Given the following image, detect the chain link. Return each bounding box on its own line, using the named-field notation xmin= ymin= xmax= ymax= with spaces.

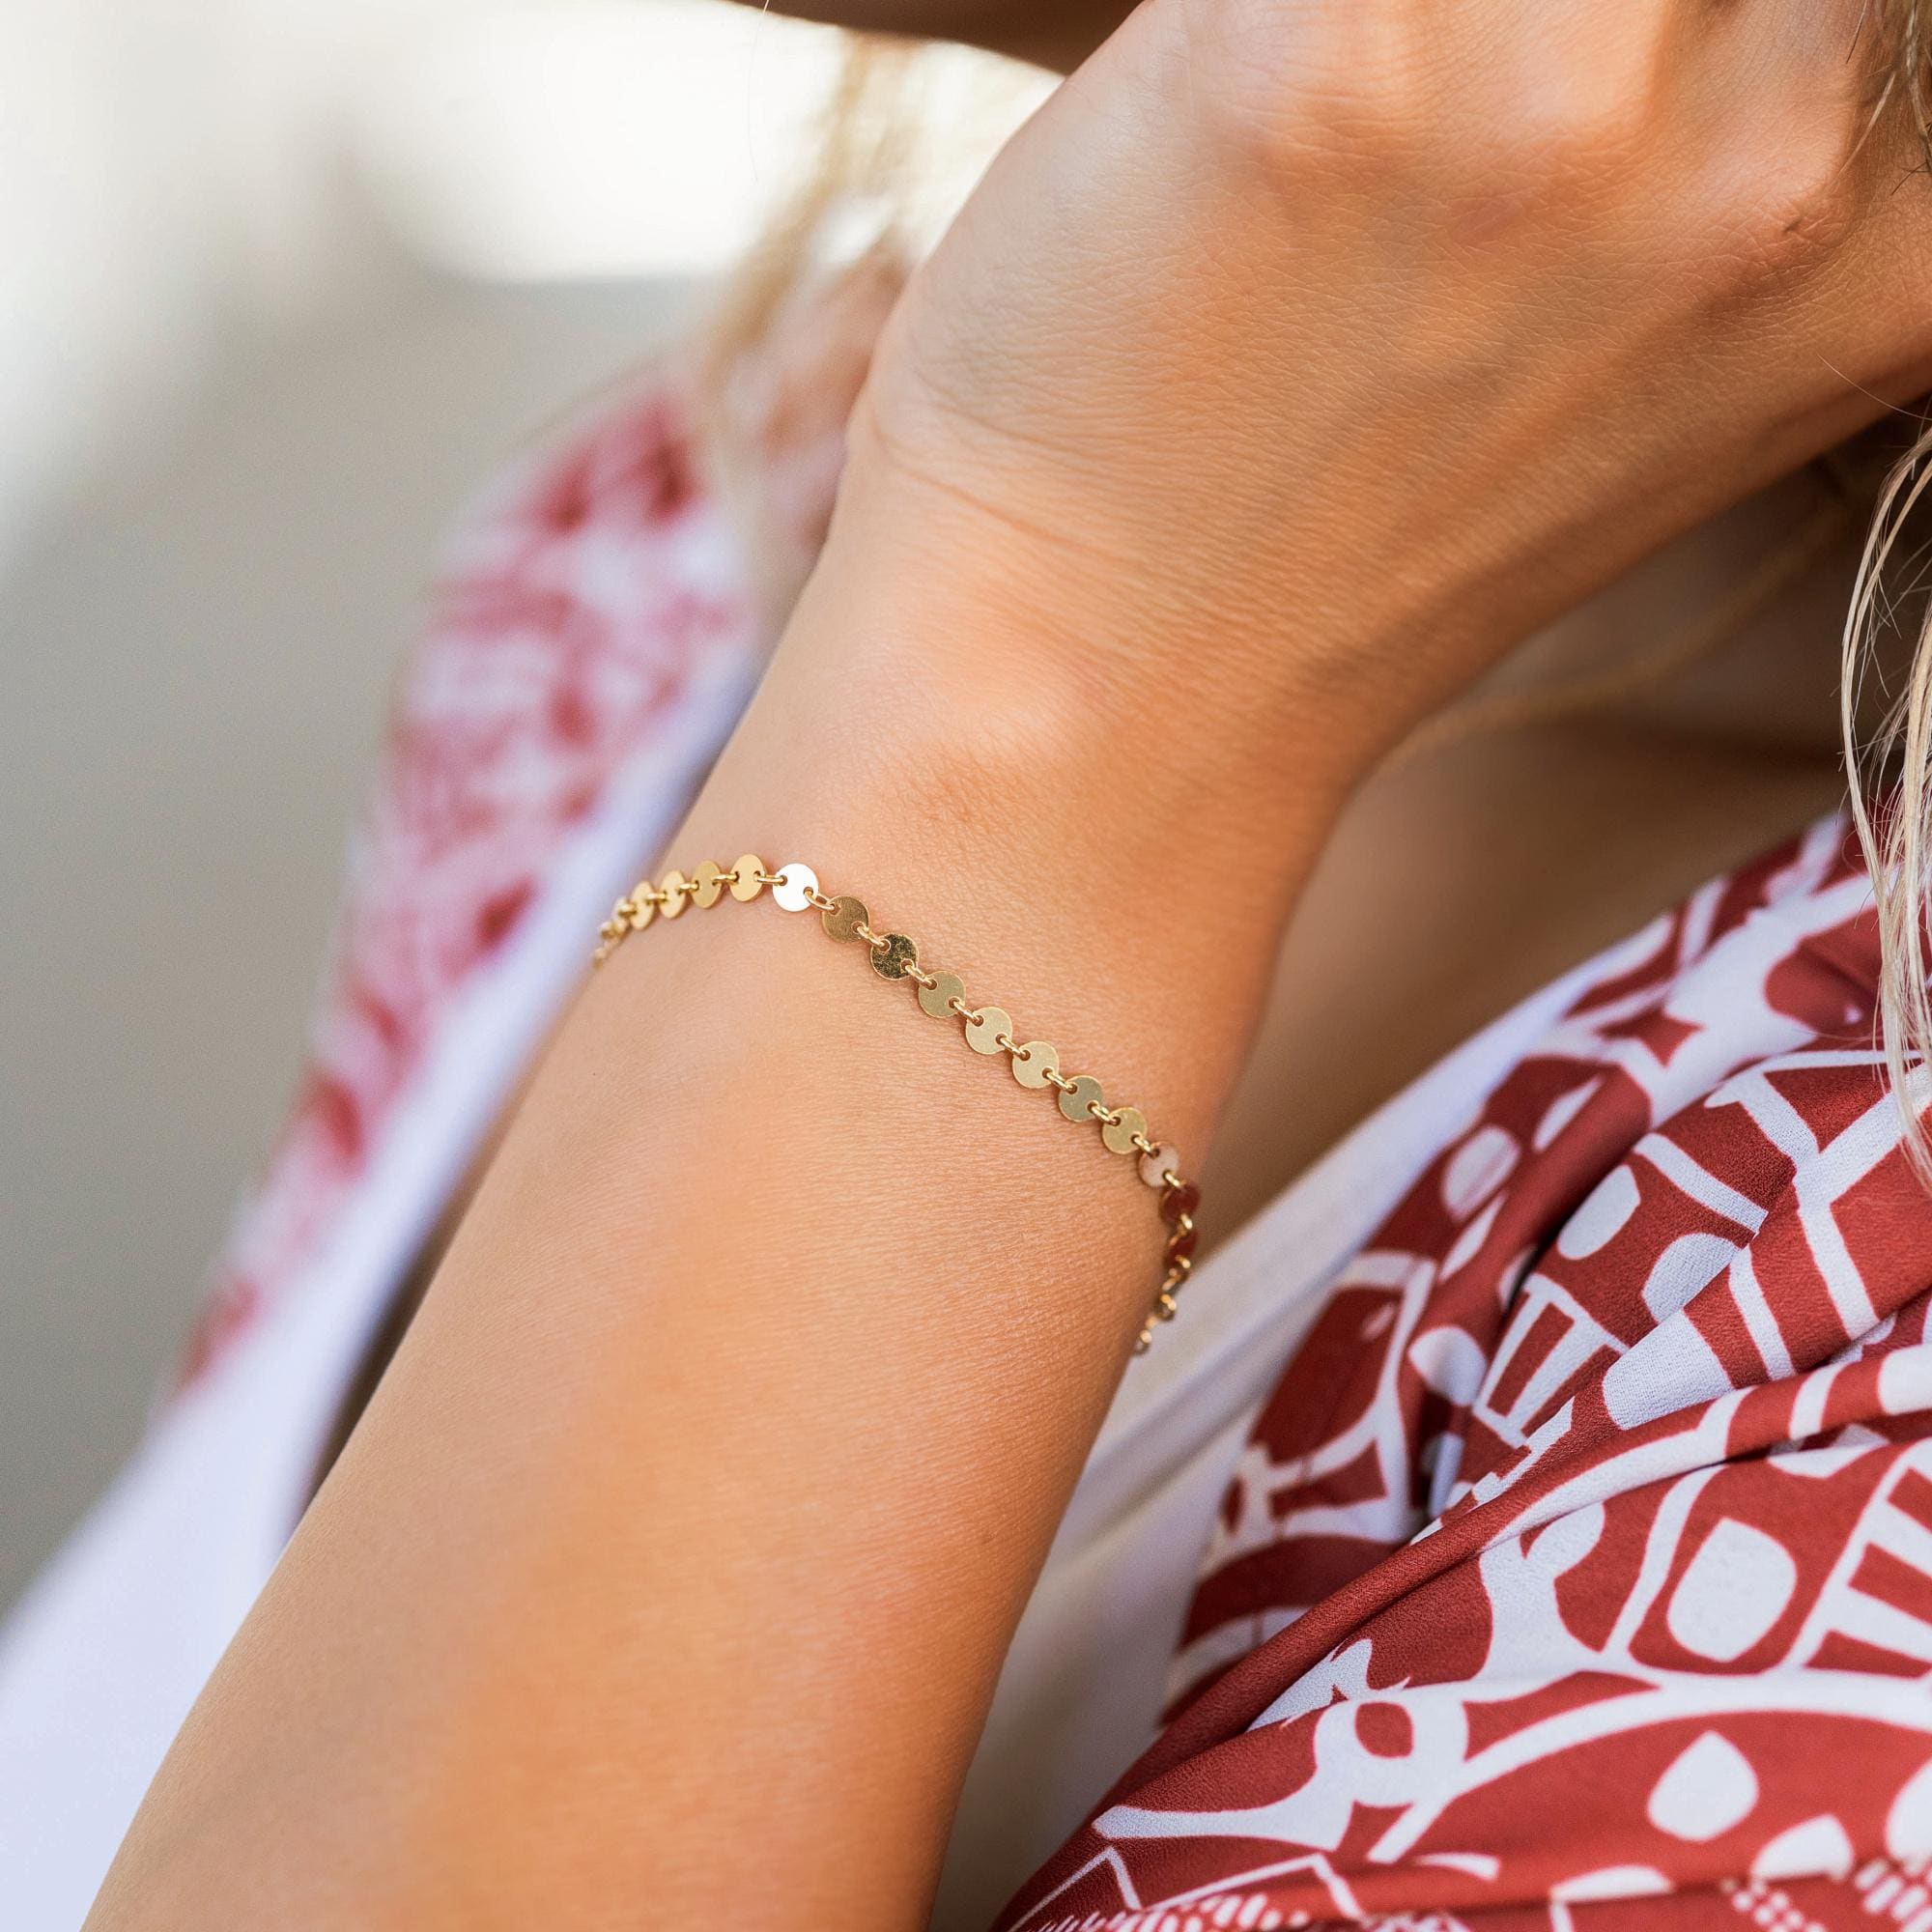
xmin=594 ymin=853 xmax=1199 ymax=1350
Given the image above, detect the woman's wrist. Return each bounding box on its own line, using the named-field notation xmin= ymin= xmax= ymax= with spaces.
xmin=668 ymin=462 xmax=1408 ymax=1194
xmin=752 ymin=447 xmax=1394 ymax=869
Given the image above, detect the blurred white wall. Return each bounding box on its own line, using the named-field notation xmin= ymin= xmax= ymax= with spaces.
xmin=0 ymin=0 xmax=1043 ymax=1610
xmin=0 ymin=0 xmax=867 ymax=569
xmin=0 ymin=260 xmax=700 ymax=1611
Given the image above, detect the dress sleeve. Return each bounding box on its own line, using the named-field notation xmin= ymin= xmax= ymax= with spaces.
xmin=171 ymin=373 xmax=768 ymax=1395
xmin=996 ymin=822 xmax=1932 ymax=1932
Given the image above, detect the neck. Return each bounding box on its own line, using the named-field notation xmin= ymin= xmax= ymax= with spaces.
xmin=1427 ymin=463 xmax=1865 ymax=771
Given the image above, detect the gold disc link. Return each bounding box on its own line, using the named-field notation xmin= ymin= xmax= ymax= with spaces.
xmin=870 ymin=934 xmax=920 ymax=980
xmin=919 ymin=972 xmax=966 ymax=1019
xmin=964 ymin=1006 xmax=1013 ymax=1056
xmin=1059 ymin=1075 xmax=1105 ymax=1123
xmin=1010 ymin=1040 xmax=1060 ymax=1090
xmin=771 ymin=864 xmax=819 ymax=912
xmin=822 ymin=895 xmax=871 ymax=942
xmin=588 ymin=854 xmax=1197 ymax=1350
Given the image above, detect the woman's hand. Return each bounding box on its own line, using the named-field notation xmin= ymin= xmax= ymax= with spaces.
xmin=844 ymin=0 xmax=1932 ymax=795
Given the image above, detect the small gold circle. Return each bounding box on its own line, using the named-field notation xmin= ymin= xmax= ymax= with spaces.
xmin=690 ymin=860 xmax=724 ymax=909
xmin=919 ymin=972 xmax=965 ymax=1018
xmin=1102 ymin=1106 xmax=1148 ymax=1155
xmin=1010 ymin=1041 xmax=1060 ymax=1089
xmin=728 ymin=853 xmax=766 ymax=901
xmin=771 ymin=863 xmax=818 ymax=912
xmin=871 ymin=933 xmax=919 ymax=980
xmin=659 ymin=868 xmax=689 ymax=918
xmin=1137 ymin=1143 xmax=1179 ymax=1186
xmin=1059 ymin=1075 xmax=1105 ymax=1123
xmin=626 ymin=894 xmax=655 ymax=931
xmin=822 ymin=895 xmax=871 ymax=942
xmin=964 ymin=1006 xmax=1012 ymax=1055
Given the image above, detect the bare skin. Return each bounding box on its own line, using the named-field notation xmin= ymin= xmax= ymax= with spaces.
xmin=87 ymin=2 xmax=1932 ymax=1928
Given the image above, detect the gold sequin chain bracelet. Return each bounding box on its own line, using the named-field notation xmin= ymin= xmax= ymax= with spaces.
xmin=595 ymin=855 xmax=1199 ymax=1352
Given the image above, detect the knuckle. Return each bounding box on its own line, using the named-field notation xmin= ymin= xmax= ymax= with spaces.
xmin=1701 ymin=145 xmax=1864 ymax=295
xmin=1188 ymin=0 xmax=1431 ymax=176
xmin=1192 ymin=3 xmax=1659 ymax=202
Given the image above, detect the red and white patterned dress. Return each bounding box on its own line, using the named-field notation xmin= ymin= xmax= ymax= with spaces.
xmin=996 ymin=820 xmax=1932 ymax=1932
xmin=1 ymin=363 xmax=1929 ymax=1932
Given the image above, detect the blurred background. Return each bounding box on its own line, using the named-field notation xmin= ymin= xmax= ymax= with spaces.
xmin=0 ymin=0 xmax=1043 ymax=1608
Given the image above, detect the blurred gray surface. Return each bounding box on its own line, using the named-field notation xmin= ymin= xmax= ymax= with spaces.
xmin=0 ymin=252 xmax=696 ymax=1610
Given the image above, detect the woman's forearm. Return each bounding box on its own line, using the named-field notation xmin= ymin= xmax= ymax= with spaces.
xmin=86 ymin=481 xmax=1356 ymax=1930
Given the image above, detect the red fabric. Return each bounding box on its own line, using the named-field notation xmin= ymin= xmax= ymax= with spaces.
xmin=173 ymin=383 xmax=747 ymax=1387
xmin=1000 ymin=818 xmax=1932 ymax=1932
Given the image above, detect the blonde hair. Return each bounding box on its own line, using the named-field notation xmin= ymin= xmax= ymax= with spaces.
xmin=1842 ymin=7 xmax=1932 ymax=1171
xmin=1846 ymin=430 xmax=1932 ymax=1173
xmin=696 ymin=43 xmax=919 ymax=412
